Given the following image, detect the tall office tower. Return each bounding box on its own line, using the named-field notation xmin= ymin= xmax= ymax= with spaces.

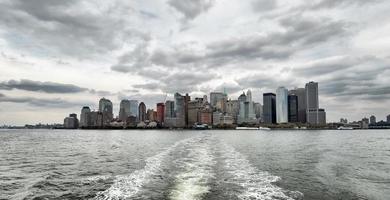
xmin=80 ymin=106 xmax=91 ymax=127
xmin=276 ymin=87 xmax=288 ymax=123
xmin=156 ymin=103 xmax=165 ymax=124
xmin=129 ymin=100 xmax=139 ymax=117
xmin=254 ymin=103 xmax=263 ymax=120
xmin=289 ymin=88 xmax=306 ymax=123
xmin=226 ymin=100 xmax=240 ymax=123
xmin=210 ymin=92 xmax=227 ymax=111
xmin=165 ymin=100 xmax=175 ymax=118
xmin=174 ymin=93 xmax=186 ymax=127
xmin=138 ymin=102 xmax=146 ymax=122
xmin=263 ymin=93 xmax=276 ymax=124
xmin=99 ymin=98 xmax=113 ymax=126
xmin=119 ymin=99 xmax=131 ymax=122
xmin=246 ymin=89 xmax=252 ymax=102
xmin=64 ymin=114 xmax=79 ymax=129
xmin=184 ymin=93 xmax=191 ymax=127
xmin=370 ymin=115 xmax=376 ymax=124
xmin=238 ymin=92 xmax=247 ymax=102
xmin=288 ymin=94 xmax=298 ymax=123
xmin=164 ymin=100 xmax=175 ymax=127
xmin=387 ymin=115 xmax=390 ymax=123
xmin=188 ymin=98 xmax=204 ymax=126
xmin=305 ymin=81 xmax=326 ymax=125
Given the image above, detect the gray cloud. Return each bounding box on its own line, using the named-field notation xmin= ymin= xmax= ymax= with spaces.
xmin=307 ymin=0 xmax=383 ymax=10
xmin=0 ymin=0 xmax=150 ymax=59
xmin=251 ymin=0 xmax=277 ymax=12
xmin=168 ymin=0 xmax=215 ymax=20
xmin=0 ymin=79 xmax=88 ymax=93
xmin=0 ymin=93 xmax=93 ymax=108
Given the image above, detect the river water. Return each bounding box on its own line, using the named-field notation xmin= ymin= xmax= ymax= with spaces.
xmin=0 ymin=129 xmax=389 ymax=200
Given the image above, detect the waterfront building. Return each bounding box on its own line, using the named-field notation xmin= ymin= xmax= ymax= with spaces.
xmin=129 ymin=100 xmax=139 ymax=117
xmin=226 ymin=100 xmax=240 ymax=123
xmin=213 ymin=112 xmax=234 ymax=126
xmin=99 ymin=98 xmax=113 ymax=126
xmin=387 ymin=115 xmax=390 ymax=123
xmin=288 ymin=94 xmax=298 ymax=123
xmin=305 ymin=81 xmax=326 ymax=125
xmin=64 ymin=114 xmax=79 ymax=129
xmin=254 ymin=103 xmax=263 ymax=121
xmin=87 ymin=111 xmax=103 ymax=127
xmin=362 ymin=117 xmax=369 ymax=129
xmin=370 ymin=115 xmax=376 ymax=124
xmin=147 ymin=109 xmax=156 ymax=121
xmin=276 ymin=87 xmax=288 ymax=123
xmin=238 ymin=90 xmax=256 ymax=124
xmin=138 ymin=102 xmax=146 ymax=122
xmin=210 ymin=92 xmax=227 ymax=112
xmin=200 ymin=104 xmax=213 ymax=125
xmin=119 ymin=99 xmax=131 ymax=122
xmin=263 ymin=93 xmax=276 ymax=124
xmin=188 ymin=98 xmax=205 ymax=126
xmin=156 ymin=103 xmax=165 ymax=124
xmin=289 ymin=88 xmax=306 ymax=123
xmin=80 ymin=106 xmax=91 ymax=127
xmin=184 ymin=93 xmax=191 ymax=127
xmin=164 ymin=100 xmax=175 ymax=127
xmin=174 ymin=93 xmax=186 ymax=128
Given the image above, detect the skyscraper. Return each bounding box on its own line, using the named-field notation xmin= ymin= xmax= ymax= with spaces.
xmin=263 ymin=93 xmax=276 ymax=124
xmin=129 ymin=100 xmax=139 ymax=117
xmin=80 ymin=106 xmax=91 ymax=127
xmin=288 ymin=94 xmax=298 ymax=123
xmin=119 ymin=99 xmax=131 ymax=122
xmin=99 ymin=98 xmax=113 ymax=126
xmin=370 ymin=115 xmax=376 ymax=124
xmin=289 ymin=88 xmax=306 ymax=123
xmin=156 ymin=103 xmax=165 ymax=124
xmin=138 ymin=102 xmax=146 ymax=122
xmin=210 ymin=92 xmax=227 ymax=112
xmin=174 ymin=93 xmax=186 ymax=128
xmin=238 ymin=90 xmax=256 ymax=124
xmin=305 ymin=81 xmax=326 ymax=125
xmin=276 ymin=87 xmax=288 ymax=123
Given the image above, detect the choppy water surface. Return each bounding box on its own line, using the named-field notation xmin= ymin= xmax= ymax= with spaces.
xmin=0 ymin=130 xmax=389 ymax=200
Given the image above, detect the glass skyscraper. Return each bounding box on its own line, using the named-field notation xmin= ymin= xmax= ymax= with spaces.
xmin=276 ymin=87 xmax=288 ymax=123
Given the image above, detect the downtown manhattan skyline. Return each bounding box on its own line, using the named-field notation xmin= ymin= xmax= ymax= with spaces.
xmin=1 ymin=0 xmax=390 ymax=125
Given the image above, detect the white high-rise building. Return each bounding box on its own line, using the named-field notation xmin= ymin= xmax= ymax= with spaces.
xmin=276 ymin=87 xmax=288 ymax=123
xmin=246 ymin=89 xmax=252 ymax=102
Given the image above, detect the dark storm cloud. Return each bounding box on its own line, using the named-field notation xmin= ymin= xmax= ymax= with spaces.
xmin=0 ymin=93 xmax=92 ymax=108
xmin=0 ymin=79 xmax=88 ymax=93
xmin=168 ymin=0 xmax=215 ymax=20
xmin=0 ymin=0 xmax=150 ymax=58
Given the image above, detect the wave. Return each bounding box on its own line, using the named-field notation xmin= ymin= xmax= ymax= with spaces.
xmin=217 ymin=141 xmax=303 ymax=200
xmin=95 ymin=136 xmax=204 ymax=200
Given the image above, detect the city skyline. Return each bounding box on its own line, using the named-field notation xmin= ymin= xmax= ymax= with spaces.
xmin=1 ymin=0 xmax=390 ymax=125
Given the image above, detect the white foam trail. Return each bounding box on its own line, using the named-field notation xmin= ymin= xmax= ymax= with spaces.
xmin=218 ymin=142 xmax=303 ymax=200
xmin=169 ymin=137 xmax=216 ymax=200
xmin=95 ymin=136 xmax=202 ymax=200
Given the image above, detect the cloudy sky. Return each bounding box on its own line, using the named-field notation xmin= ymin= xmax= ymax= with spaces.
xmin=1 ymin=0 xmax=390 ymax=125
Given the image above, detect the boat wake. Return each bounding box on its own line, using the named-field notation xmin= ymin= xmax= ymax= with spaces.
xmin=96 ymin=135 xmax=303 ymax=200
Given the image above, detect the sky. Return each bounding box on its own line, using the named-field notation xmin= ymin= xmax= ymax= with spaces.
xmin=1 ymin=0 xmax=390 ymax=125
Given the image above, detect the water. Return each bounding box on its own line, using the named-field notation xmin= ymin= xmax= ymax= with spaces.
xmin=0 ymin=129 xmax=389 ymax=200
